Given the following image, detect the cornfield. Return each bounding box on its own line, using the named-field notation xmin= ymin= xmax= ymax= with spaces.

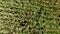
xmin=0 ymin=0 xmax=60 ymax=34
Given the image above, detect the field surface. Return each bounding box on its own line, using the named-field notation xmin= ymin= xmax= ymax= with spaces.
xmin=0 ymin=0 xmax=60 ymax=34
